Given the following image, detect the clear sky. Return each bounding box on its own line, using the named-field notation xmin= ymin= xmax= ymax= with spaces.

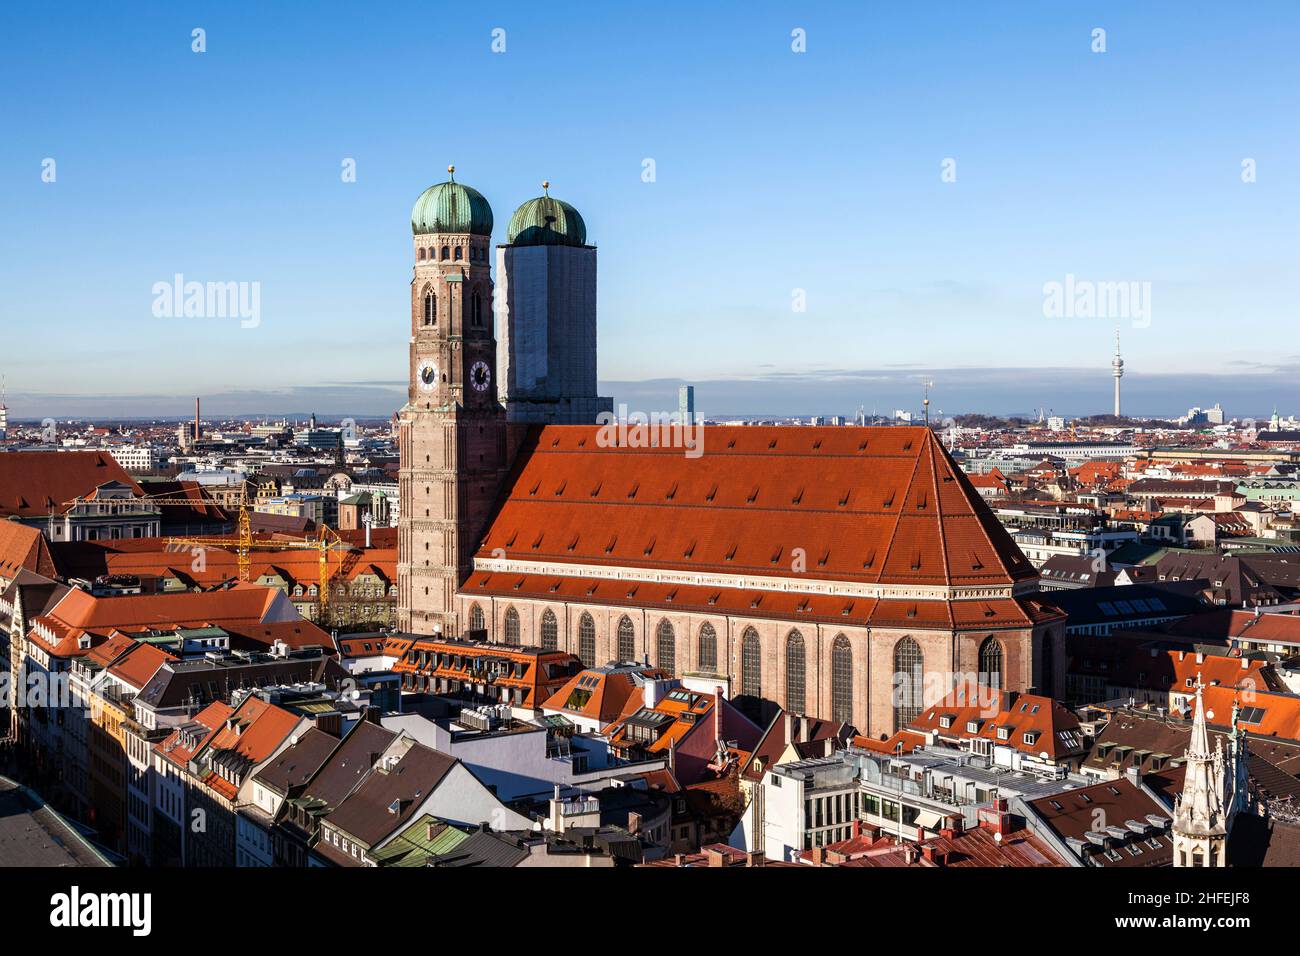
xmin=2 ymin=1 xmax=1297 ymax=420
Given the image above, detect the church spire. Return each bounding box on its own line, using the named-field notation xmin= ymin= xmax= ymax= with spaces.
xmin=1172 ymin=675 xmax=1230 ymax=866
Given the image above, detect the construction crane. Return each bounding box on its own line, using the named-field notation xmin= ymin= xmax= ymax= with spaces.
xmin=63 ymin=484 xmax=356 ymax=623
xmin=165 ymin=520 xmax=354 ymax=624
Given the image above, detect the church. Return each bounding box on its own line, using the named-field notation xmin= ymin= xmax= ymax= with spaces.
xmin=396 ymin=168 xmax=1065 ymax=739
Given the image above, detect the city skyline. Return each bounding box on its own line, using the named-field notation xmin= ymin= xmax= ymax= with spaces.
xmin=2 ymin=1 xmax=1298 ymax=419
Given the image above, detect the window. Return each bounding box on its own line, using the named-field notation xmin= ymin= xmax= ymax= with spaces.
xmin=441 ymin=245 xmax=450 ymax=260
xmin=540 ymin=609 xmax=558 ymax=650
xmin=656 ymin=619 xmax=676 ymax=676
xmin=468 ymin=603 xmax=485 ymax=633
xmin=831 ymin=635 xmax=853 ymax=724
xmin=579 ymin=613 xmax=596 ymax=667
xmin=472 ymin=291 xmax=483 ymax=327
xmin=978 ymin=636 xmax=1003 ymax=689
xmin=503 ymin=607 xmax=520 ymax=645
xmin=454 ymin=246 xmax=462 ymax=260
xmin=785 ymin=630 xmax=806 ymax=714
xmin=893 ymin=636 xmax=924 ymax=732
xmin=698 ymin=622 xmax=718 ymax=672
xmin=423 ymin=289 xmax=435 ymax=326
xmin=617 ymin=615 xmax=635 ymax=661
xmin=741 ymin=627 xmax=762 ymax=696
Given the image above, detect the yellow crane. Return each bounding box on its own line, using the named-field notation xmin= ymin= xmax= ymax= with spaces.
xmin=64 ymin=484 xmax=356 ymax=623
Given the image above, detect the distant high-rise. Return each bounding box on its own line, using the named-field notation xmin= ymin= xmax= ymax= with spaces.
xmin=0 ymin=375 xmax=8 ymax=440
xmin=678 ymin=385 xmax=695 ymax=425
xmin=1111 ymin=330 xmax=1124 ymax=418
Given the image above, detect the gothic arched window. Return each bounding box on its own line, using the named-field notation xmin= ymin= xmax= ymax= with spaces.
xmin=468 ymin=603 xmax=485 ymax=633
xmin=831 ymin=634 xmax=853 ymax=724
xmin=978 ymin=636 xmax=1003 ymax=689
xmin=417 ymin=247 xmax=425 ymax=261
xmin=741 ymin=627 xmax=762 ymax=697
xmin=503 ymin=607 xmax=520 ymax=646
xmin=617 ymin=615 xmax=635 ymax=661
xmin=472 ymin=291 xmax=483 ymax=327
xmin=422 ymin=288 xmax=436 ymax=327
xmin=578 ymin=612 xmax=596 ymax=667
xmin=893 ymin=636 xmax=924 ymax=732
xmin=454 ymin=246 xmax=462 ymax=260
xmin=441 ymin=245 xmax=450 ymax=260
xmin=698 ymin=623 xmax=718 ymax=672
xmin=656 ymin=620 xmax=676 ymax=677
xmin=785 ymin=630 xmax=806 ymax=714
xmin=540 ymin=609 xmax=558 ymax=650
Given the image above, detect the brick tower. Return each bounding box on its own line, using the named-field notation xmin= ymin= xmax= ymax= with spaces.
xmin=397 ymin=166 xmax=508 ymax=636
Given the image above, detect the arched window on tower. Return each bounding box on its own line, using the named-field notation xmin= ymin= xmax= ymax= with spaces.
xmin=698 ymin=623 xmax=718 ymax=672
xmin=579 ymin=613 xmax=596 ymax=666
xmin=893 ymin=637 xmax=924 ymax=732
xmin=472 ymin=291 xmax=483 ymax=327
xmin=656 ymin=620 xmax=676 ymax=677
xmin=831 ymin=634 xmax=853 ymax=724
xmin=741 ymin=627 xmax=762 ymax=697
xmin=423 ymin=289 xmax=435 ymax=327
xmin=617 ymin=616 xmax=635 ymax=661
xmin=785 ymin=630 xmax=806 ymax=714
xmin=454 ymin=246 xmax=462 ymax=260
xmin=503 ymin=607 xmax=520 ymax=646
xmin=540 ymin=609 xmax=558 ymax=650
xmin=468 ymin=603 xmax=485 ymax=633
xmin=441 ymin=245 xmax=450 ymax=260
xmin=978 ymin=636 xmax=1003 ymax=690
xmin=417 ymin=247 xmax=425 ymax=261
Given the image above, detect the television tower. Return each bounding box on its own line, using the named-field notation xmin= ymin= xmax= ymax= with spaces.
xmin=1111 ymin=329 xmax=1124 ymax=418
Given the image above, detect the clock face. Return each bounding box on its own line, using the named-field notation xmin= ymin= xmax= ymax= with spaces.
xmin=470 ymin=361 xmax=491 ymax=392
xmin=417 ymin=361 xmax=438 ymax=390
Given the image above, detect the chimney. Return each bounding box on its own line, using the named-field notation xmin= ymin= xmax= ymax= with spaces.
xmin=747 ymin=851 xmax=766 ymax=867
xmin=1125 ymin=763 xmax=1142 ymax=788
xmin=426 ymin=820 xmax=438 ymax=841
xmin=707 ymin=847 xmax=727 ymax=868
xmin=627 ymin=811 xmax=642 ymax=835
xmin=714 ymin=685 xmax=724 ymax=745
xmin=800 ymin=714 xmax=811 ymax=741
xmin=810 ymin=846 xmax=826 ymax=866
xmin=851 ymin=819 xmax=862 ymax=840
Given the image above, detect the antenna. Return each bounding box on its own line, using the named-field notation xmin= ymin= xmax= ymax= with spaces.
xmin=922 ymin=379 xmax=934 ymax=426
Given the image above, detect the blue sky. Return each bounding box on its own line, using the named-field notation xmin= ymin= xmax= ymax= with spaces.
xmin=1 ymin=1 xmax=1297 ymax=419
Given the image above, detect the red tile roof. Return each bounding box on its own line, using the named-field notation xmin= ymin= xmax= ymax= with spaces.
xmin=542 ymin=663 xmax=666 ymax=725
xmin=465 ymin=571 xmax=1060 ymax=631
xmin=909 ymin=687 xmax=1085 ymax=761
xmin=27 ymin=582 xmax=288 ymax=658
xmin=0 ymin=521 xmax=56 ymax=580
xmin=476 ymin=426 xmax=1036 ymax=590
xmin=0 ymin=451 xmax=140 ymax=518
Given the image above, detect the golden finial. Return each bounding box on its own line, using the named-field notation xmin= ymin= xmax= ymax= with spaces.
xmin=447 ymin=164 xmax=455 ymax=180
xmin=542 ymin=180 xmax=550 ymax=195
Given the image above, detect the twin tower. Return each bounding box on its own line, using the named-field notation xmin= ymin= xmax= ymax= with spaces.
xmin=396 ymin=167 xmax=611 ymax=636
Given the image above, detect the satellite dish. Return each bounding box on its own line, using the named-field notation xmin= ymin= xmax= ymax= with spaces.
xmin=1040 ymin=752 xmax=1049 ymax=760
xmin=994 ymin=831 xmax=1003 ymax=843
xmin=1207 ymin=710 xmax=1215 ymax=720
